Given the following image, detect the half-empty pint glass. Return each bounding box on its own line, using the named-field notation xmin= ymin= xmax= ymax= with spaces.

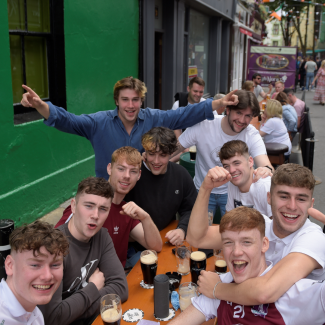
xmin=179 ymin=282 xmax=198 ymax=312
xmin=190 ymin=251 xmax=206 ymax=284
xmin=214 ymin=249 xmax=227 ymax=274
xmin=140 ymin=250 xmax=158 ymax=288
xmin=176 ymin=241 xmax=191 ymax=275
xmin=189 ymin=146 xmax=197 ymax=161
xmin=100 ymin=294 xmax=122 ymax=325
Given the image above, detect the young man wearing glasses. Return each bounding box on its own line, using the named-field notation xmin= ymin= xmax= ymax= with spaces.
xmin=252 ymin=73 xmax=273 ymax=100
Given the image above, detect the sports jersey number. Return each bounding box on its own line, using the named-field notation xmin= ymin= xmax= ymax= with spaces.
xmin=233 ymin=305 xmax=245 ymax=318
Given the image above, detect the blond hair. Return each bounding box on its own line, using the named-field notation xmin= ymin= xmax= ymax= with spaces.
xmin=321 ymin=60 xmax=325 ymax=69
xmin=265 ymin=99 xmax=282 ymax=119
xmin=242 ymin=81 xmax=254 ymax=91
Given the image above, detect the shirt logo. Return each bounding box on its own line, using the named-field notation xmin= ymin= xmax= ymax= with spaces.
xmin=114 ymin=226 xmax=119 ymax=234
xmin=251 ymin=304 xmax=269 ymax=318
xmin=175 ymin=190 xmax=179 ymax=194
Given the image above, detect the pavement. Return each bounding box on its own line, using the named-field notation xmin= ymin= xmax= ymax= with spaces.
xmin=39 ymin=89 xmax=325 ymax=230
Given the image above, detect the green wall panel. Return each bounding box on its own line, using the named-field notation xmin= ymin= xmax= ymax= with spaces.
xmin=0 ymin=0 xmax=139 ymax=226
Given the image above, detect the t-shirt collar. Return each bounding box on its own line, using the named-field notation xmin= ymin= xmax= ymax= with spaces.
xmin=268 ymin=221 xmax=297 ymax=245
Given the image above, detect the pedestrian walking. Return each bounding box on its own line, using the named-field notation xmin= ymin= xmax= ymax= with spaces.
xmin=312 ymin=60 xmax=325 ymax=105
xmin=299 ymin=57 xmax=306 ymax=90
xmin=305 ymin=57 xmax=317 ymax=91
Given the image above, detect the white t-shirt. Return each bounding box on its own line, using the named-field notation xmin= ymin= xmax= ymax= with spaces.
xmin=264 ymin=216 xmax=325 ymax=280
xmin=260 ymin=117 xmax=292 ymax=155
xmin=192 ymin=262 xmax=325 ymax=324
xmin=0 ymin=279 xmax=44 ymax=325
xmin=179 ymin=116 xmax=267 ymax=194
xmin=226 ymin=176 xmax=272 ymax=217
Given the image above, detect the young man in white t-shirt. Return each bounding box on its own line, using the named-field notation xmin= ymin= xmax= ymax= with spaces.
xmin=1 ymin=221 xmax=69 ymax=325
xmin=186 ymin=163 xmax=325 ymax=306
xmin=208 ymin=140 xmax=272 ymax=217
xmin=169 ymin=207 xmax=325 ymax=325
xmin=172 ymin=90 xmax=273 ymax=217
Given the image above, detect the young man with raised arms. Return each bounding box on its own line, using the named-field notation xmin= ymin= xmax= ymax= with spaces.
xmin=1 ymin=221 xmax=69 ymax=325
xmin=169 ymin=207 xmax=325 ymax=325
xmin=40 ymin=177 xmax=128 ymax=325
xmin=171 ymin=90 xmax=273 ymax=217
xmin=20 ymin=77 xmax=238 ymax=179
xmin=186 ymin=163 xmax=325 ymax=306
xmin=215 ymin=140 xmax=272 ymax=217
xmin=125 ymin=127 xmax=197 ymax=245
xmin=56 ymin=147 xmax=162 ymax=268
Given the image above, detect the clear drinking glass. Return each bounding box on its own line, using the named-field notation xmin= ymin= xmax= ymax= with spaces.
xmin=100 ymin=294 xmax=122 ymax=325
xmin=179 ymin=282 xmax=198 ymax=312
xmin=176 ymin=241 xmax=191 ymax=275
xmin=140 ymin=250 xmax=158 ymax=288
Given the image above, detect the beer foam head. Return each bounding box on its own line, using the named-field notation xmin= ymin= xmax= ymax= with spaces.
xmin=189 ymin=146 xmax=196 ymax=153
xmin=101 ymin=308 xmax=122 ymax=322
xmin=141 ymin=251 xmax=157 ymax=264
xmin=215 ymin=260 xmax=227 ymax=267
xmin=190 ymin=251 xmax=206 ymax=261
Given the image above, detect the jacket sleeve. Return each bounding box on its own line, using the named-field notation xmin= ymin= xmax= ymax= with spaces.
xmin=38 ymin=232 xmax=128 ymax=325
xmin=177 ymin=168 xmax=198 ymax=235
xmin=43 ymin=102 xmax=98 ymax=140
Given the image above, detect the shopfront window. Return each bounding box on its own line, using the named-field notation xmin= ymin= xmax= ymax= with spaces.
xmin=188 ymin=9 xmax=209 ymax=90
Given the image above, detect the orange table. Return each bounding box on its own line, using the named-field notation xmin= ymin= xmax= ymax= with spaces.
xmin=92 ymin=221 xmax=215 ymax=325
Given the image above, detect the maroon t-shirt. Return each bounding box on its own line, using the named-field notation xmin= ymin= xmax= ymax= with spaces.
xmin=55 ymin=201 xmax=140 ymax=267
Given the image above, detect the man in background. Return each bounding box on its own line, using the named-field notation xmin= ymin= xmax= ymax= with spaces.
xmin=252 ymin=73 xmax=272 ymax=99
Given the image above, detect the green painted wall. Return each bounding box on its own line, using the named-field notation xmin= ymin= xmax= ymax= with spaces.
xmin=0 ymin=0 xmax=139 ymax=226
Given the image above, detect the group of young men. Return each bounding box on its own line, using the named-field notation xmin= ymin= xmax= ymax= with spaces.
xmin=2 ymin=75 xmax=324 ymax=324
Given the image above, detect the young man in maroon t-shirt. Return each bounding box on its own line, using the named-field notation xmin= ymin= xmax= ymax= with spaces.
xmin=55 ymin=146 xmax=162 ymax=267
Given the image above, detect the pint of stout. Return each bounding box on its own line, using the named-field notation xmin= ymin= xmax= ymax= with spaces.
xmin=190 ymin=251 xmax=206 ymax=284
xmin=189 ymin=146 xmax=197 ymax=161
xmin=100 ymin=294 xmax=122 ymax=325
xmin=215 ymin=260 xmax=227 ymax=274
xmin=140 ymin=250 xmax=158 ymax=286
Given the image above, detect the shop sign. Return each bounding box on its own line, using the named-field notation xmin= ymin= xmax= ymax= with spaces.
xmin=188 ymin=66 xmax=198 ymax=78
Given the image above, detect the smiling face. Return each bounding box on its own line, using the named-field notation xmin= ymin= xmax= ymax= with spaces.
xmin=145 ymin=148 xmax=170 ymax=175
xmin=187 ymin=83 xmax=205 ymax=104
xmin=116 ymin=88 xmax=142 ymax=126
xmin=107 ymin=158 xmax=141 ymax=196
xmin=70 ymin=193 xmax=112 ymax=242
xmin=222 ymin=228 xmax=269 ymax=284
xmin=267 ymin=185 xmax=314 ymax=238
xmin=226 ymin=107 xmax=254 ymax=134
xmin=222 ymin=154 xmax=254 ymax=192
xmin=5 ymin=247 xmax=63 ymax=312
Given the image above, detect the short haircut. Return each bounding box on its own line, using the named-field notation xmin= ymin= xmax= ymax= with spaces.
xmin=219 ymin=206 xmax=265 ymax=237
xmin=76 ymin=177 xmax=114 ymax=201
xmin=242 ymin=81 xmax=254 ymax=91
xmin=113 ymin=76 xmax=147 ymax=103
xmin=189 ymin=77 xmax=205 ymax=88
xmin=283 ymin=88 xmax=294 ymax=96
xmin=271 ymin=163 xmax=315 ymax=192
xmin=226 ymin=89 xmax=260 ymax=117
xmin=142 ymin=127 xmax=178 ymax=155
xmin=214 ymin=93 xmax=225 ymax=100
xmin=10 ymin=221 xmax=69 ymax=257
xmin=111 ymin=146 xmax=142 ymax=169
xmin=252 ymin=73 xmax=261 ymax=80
xmin=219 ymin=140 xmax=249 ymax=162
xmin=275 ymin=91 xmax=289 ymax=105
xmin=275 ymin=81 xmax=284 ymax=87
xmin=265 ymin=99 xmax=282 ymax=118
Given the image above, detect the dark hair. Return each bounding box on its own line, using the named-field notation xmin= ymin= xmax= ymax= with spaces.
xmin=275 ymin=92 xmax=289 ymax=105
xmin=189 ymin=77 xmax=205 ymax=88
xmin=271 ymin=163 xmax=315 ymax=192
xmin=220 ymin=207 xmax=265 ymax=237
xmin=142 ymin=127 xmax=178 ymax=155
xmin=226 ymin=89 xmax=260 ymax=117
xmin=10 ymin=221 xmax=69 ymax=257
xmin=219 ymin=140 xmax=249 ymax=161
xmin=252 ymin=73 xmax=262 ymax=80
xmin=283 ymin=88 xmax=294 ymax=96
xmin=76 ymin=177 xmax=114 ymax=200
xmin=113 ymin=76 xmax=147 ymax=103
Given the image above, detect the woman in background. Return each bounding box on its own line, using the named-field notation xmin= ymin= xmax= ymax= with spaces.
xmin=312 ymin=60 xmax=325 ymax=105
xmin=259 ymin=99 xmax=292 ymax=162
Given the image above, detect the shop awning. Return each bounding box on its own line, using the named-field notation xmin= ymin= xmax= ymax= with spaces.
xmin=239 ymin=27 xmax=252 ymax=37
xmin=234 ymin=22 xmax=255 ymax=35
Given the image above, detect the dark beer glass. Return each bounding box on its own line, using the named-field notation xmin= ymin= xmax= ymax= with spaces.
xmin=100 ymin=294 xmax=122 ymax=325
xmin=189 ymin=146 xmax=197 ymax=161
xmin=140 ymin=250 xmax=158 ymax=289
xmin=190 ymin=251 xmax=206 ymax=284
xmin=215 ymin=260 xmax=227 ymax=273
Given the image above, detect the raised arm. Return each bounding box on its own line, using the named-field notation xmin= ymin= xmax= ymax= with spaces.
xmin=186 ymin=167 xmax=231 ymax=249
xmin=124 ymin=202 xmax=162 ymax=252
xmin=21 ymin=85 xmax=50 ymax=119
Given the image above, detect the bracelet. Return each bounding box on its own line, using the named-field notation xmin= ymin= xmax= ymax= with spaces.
xmin=213 ymin=281 xmax=222 ymax=299
xmin=264 ymin=165 xmax=273 ymax=172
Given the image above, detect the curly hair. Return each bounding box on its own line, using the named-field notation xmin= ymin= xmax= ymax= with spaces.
xmin=142 ymin=127 xmax=178 ymax=155
xmin=113 ymin=76 xmax=147 ymax=103
xmin=10 ymin=221 xmax=69 ymax=257
xmin=76 ymin=177 xmax=115 ymax=200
